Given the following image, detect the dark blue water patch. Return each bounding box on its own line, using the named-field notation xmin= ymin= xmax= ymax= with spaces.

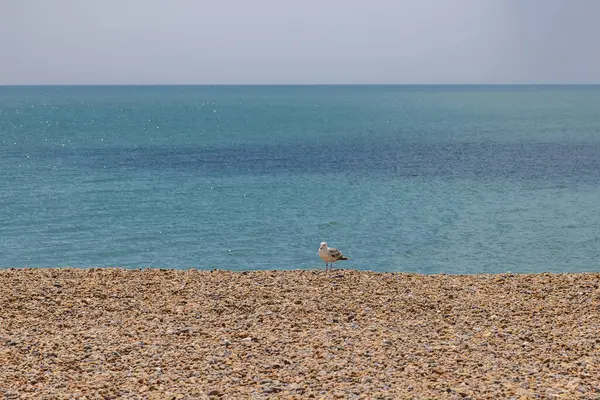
xmin=22 ymin=141 xmax=600 ymax=184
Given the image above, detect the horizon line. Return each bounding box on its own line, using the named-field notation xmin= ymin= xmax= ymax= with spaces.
xmin=2 ymin=83 xmax=600 ymax=87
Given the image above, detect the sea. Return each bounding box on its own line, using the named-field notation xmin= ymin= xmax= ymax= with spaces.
xmin=1 ymin=85 xmax=599 ymax=274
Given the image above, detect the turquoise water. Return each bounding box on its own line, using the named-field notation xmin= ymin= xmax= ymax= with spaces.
xmin=1 ymin=85 xmax=600 ymax=273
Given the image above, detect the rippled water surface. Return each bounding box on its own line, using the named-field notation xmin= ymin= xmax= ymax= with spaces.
xmin=1 ymin=85 xmax=600 ymax=273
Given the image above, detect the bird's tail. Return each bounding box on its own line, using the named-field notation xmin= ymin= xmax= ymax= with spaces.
xmin=340 ymin=256 xmax=349 ymax=260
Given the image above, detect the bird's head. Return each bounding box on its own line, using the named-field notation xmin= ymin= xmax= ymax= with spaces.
xmin=319 ymin=242 xmax=328 ymax=250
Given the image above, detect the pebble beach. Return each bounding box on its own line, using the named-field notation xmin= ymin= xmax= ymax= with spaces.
xmin=1 ymin=268 xmax=599 ymax=399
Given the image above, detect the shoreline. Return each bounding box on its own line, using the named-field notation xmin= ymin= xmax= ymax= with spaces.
xmin=1 ymin=268 xmax=598 ymax=399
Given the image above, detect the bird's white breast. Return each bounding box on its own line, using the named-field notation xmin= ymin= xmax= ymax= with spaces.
xmin=318 ymin=248 xmax=336 ymax=262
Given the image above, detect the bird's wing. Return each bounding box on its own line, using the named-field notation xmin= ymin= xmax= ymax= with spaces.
xmin=328 ymin=248 xmax=344 ymax=260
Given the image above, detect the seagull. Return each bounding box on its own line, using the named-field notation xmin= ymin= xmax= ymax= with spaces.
xmin=318 ymin=242 xmax=349 ymax=271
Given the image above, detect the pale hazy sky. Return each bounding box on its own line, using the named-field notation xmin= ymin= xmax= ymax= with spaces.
xmin=2 ymin=0 xmax=599 ymax=84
